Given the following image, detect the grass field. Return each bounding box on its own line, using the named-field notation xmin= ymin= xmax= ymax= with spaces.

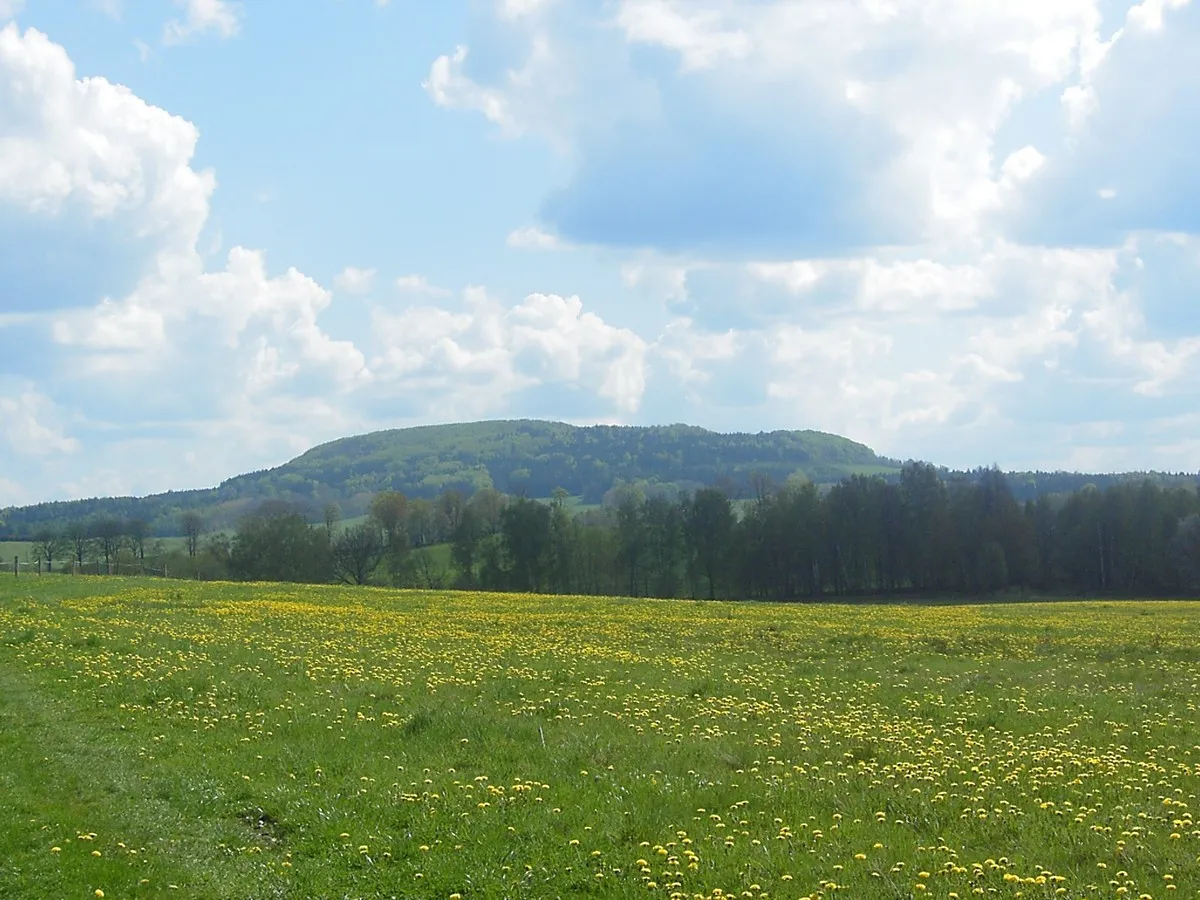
xmin=0 ymin=537 xmax=195 ymax=562
xmin=0 ymin=541 xmax=33 ymax=561
xmin=1 ymin=579 xmax=1198 ymax=899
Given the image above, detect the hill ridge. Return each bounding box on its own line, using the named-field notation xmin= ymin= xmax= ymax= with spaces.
xmin=0 ymin=419 xmax=895 ymax=536
xmin=3 ymin=419 xmax=1197 ymax=538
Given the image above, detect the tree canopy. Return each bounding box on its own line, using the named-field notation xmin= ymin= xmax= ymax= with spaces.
xmin=2 ymin=419 xmax=1197 ymax=541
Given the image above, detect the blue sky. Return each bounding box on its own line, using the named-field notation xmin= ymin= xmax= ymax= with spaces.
xmin=2 ymin=0 xmax=1199 ymax=505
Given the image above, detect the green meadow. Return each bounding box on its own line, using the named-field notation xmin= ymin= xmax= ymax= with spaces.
xmin=1 ymin=577 xmax=1198 ymax=899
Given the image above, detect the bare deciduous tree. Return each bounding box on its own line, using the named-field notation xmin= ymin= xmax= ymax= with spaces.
xmin=180 ymin=511 xmax=204 ymax=558
xmin=323 ymin=502 xmax=341 ymax=541
xmin=91 ymin=518 xmax=124 ymax=574
xmin=33 ymin=529 xmax=67 ymax=572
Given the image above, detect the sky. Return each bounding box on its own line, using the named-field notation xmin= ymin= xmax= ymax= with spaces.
xmin=1 ymin=0 xmax=1199 ymax=506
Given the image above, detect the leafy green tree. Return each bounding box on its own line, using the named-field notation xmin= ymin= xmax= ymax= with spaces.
xmin=1170 ymin=513 xmax=1200 ymax=594
xmin=370 ymin=491 xmax=412 ymax=584
xmin=824 ymin=477 xmax=887 ymax=595
xmin=437 ymin=490 xmax=467 ymax=536
xmin=450 ymin=505 xmax=484 ymax=587
xmin=548 ymin=491 xmax=576 ymax=594
xmin=975 ymin=541 xmax=1009 ymax=594
xmin=772 ymin=481 xmax=824 ymax=598
xmin=369 ymin=492 xmax=408 ymax=547
xmin=406 ymin=499 xmax=436 ymax=546
xmin=1029 ymin=495 xmax=1058 ymax=590
xmin=1056 ymin=485 xmax=1106 ymax=593
xmin=469 ymin=488 xmax=507 ymax=536
xmin=615 ymin=495 xmax=645 ymax=596
xmin=974 ymin=467 xmax=1034 ymax=589
xmin=204 ymin=533 xmax=232 ymax=575
xmin=899 ymin=462 xmax=952 ymax=592
xmin=683 ymin=488 xmax=735 ymax=599
xmin=229 ymin=506 xmax=331 ymax=583
xmin=574 ymin=524 xmax=619 ymax=596
xmin=500 ymin=497 xmax=552 ymax=592
xmin=332 ymin=522 xmax=386 ymax=585
xmin=643 ymin=495 xmax=683 ymax=598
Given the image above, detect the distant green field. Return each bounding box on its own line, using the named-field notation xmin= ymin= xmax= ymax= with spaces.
xmin=0 ymin=541 xmax=32 ymax=561
xmin=841 ymin=463 xmax=908 ymax=477
xmin=1 ymin=538 xmax=194 ymax=558
xmin=2 ymin=578 xmax=1198 ymax=898
xmin=413 ymin=542 xmax=452 ymax=566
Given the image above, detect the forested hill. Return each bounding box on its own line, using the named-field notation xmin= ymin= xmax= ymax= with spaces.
xmin=3 ymin=419 xmax=1197 ymax=539
xmin=0 ymin=421 xmax=897 ymax=536
xmin=247 ymin=420 xmax=895 ymax=501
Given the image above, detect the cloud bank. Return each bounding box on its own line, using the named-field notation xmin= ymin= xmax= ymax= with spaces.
xmin=2 ymin=1 xmax=1200 ymax=505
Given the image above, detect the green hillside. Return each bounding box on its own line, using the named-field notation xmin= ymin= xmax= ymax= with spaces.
xmin=0 ymin=420 xmax=898 ymax=538
xmin=236 ymin=420 xmax=891 ymax=500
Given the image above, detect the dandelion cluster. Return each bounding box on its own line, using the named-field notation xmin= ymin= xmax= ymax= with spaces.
xmin=0 ymin=579 xmax=1198 ymax=898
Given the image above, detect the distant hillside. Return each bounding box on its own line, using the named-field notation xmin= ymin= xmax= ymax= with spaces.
xmin=4 ymin=420 xmax=1196 ymax=539
xmin=245 ymin=420 xmax=896 ymax=500
xmin=0 ymin=420 xmax=899 ymax=537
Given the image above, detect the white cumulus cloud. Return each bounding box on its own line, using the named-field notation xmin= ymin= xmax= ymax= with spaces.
xmin=0 ymin=385 xmax=79 ymax=456
xmin=163 ymin=0 xmax=241 ymax=46
xmin=506 ymin=225 xmax=563 ymax=250
xmin=333 ymin=266 xmax=377 ymax=294
xmin=395 ymin=274 xmax=452 ymax=297
xmin=372 ymin=288 xmax=647 ymax=415
xmin=0 ymin=24 xmax=214 ymax=251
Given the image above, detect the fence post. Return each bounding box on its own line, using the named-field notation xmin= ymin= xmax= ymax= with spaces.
xmin=13 ymin=556 xmax=18 ymax=577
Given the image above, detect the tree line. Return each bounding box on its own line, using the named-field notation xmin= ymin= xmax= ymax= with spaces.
xmin=28 ymin=465 xmax=1200 ymax=599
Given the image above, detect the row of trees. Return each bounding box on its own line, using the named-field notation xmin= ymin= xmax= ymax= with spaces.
xmin=30 ymin=466 xmax=1200 ymax=598
xmin=424 ymin=469 xmax=1200 ymax=599
xmin=28 ymin=517 xmax=156 ymax=573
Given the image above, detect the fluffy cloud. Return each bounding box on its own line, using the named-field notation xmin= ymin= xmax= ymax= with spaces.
xmin=52 ymin=247 xmax=370 ymax=393
xmin=0 ymin=24 xmax=213 ymax=248
xmin=640 ymin=236 xmax=1200 ymax=467
xmin=423 ymin=12 xmax=657 ymax=152
xmin=1007 ymin=1 xmax=1200 ymax=243
xmin=5 ymin=3 xmax=1200 ymax=504
xmin=506 ymin=225 xmax=563 ymax=250
xmin=430 ymin=0 xmax=1200 ymax=256
xmin=0 ymin=25 xmax=668 ymax=501
xmin=0 ymin=26 xmax=369 ymax=494
xmin=423 ymin=46 xmax=514 ymax=131
xmin=616 ymin=2 xmax=751 ymax=71
xmin=395 ymin=274 xmax=452 ymax=297
xmin=0 ymin=384 xmax=79 ymax=456
xmin=418 ymin=0 xmax=1200 ymax=471
xmin=500 ymin=0 xmax=554 ymax=18
xmin=371 ymin=288 xmax=648 ymax=417
xmin=620 ymin=260 xmax=689 ymax=304
xmin=163 ymin=0 xmax=241 ymax=46
xmin=333 ymin=266 xmax=377 ymax=294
